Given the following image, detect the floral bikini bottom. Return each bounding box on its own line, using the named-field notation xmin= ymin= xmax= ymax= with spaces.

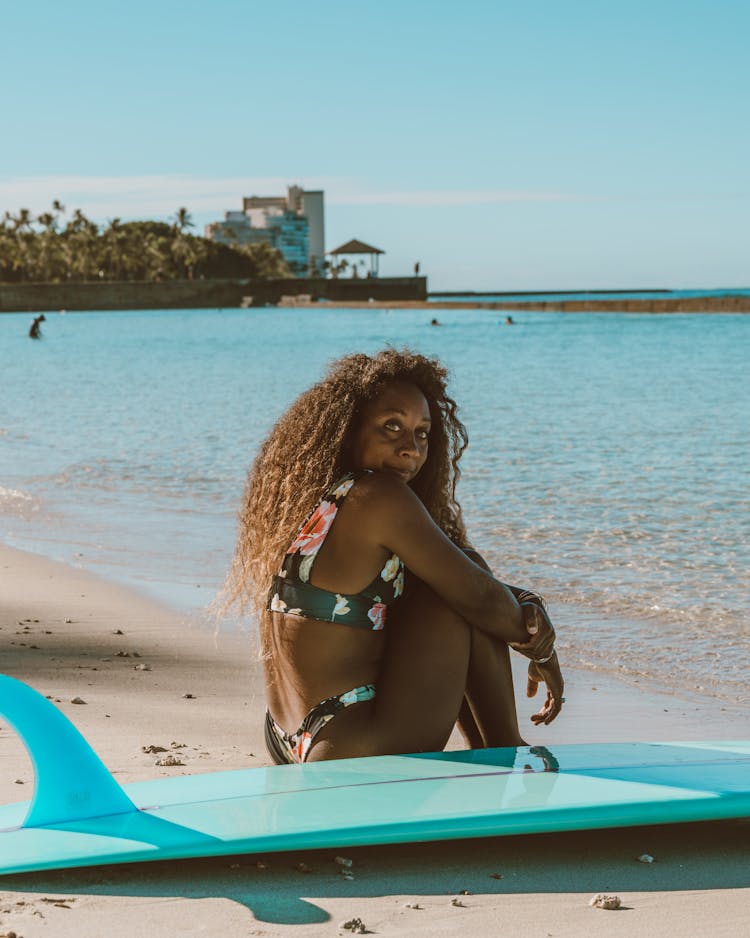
xmin=264 ymin=683 xmax=376 ymax=764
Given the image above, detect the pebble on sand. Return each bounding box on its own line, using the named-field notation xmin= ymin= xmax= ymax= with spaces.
xmin=589 ymin=894 xmax=622 ymax=910
xmin=339 ymin=917 xmax=368 ymax=934
xmin=155 ymin=754 xmax=185 ymax=767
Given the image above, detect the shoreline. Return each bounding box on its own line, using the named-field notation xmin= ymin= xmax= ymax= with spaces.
xmin=1 ymin=542 xmax=748 ymax=936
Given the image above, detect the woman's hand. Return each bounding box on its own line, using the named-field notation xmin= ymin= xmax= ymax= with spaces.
xmin=510 ymin=600 xmax=565 ymax=725
xmin=526 ymin=652 xmax=564 ymax=725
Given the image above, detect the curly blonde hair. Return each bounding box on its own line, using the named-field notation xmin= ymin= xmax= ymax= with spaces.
xmin=224 ymin=348 xmax=469 ymax=621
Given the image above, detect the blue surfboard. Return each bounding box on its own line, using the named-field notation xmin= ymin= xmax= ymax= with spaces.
xmin=1 ymin=675 xmax=749 ymax=876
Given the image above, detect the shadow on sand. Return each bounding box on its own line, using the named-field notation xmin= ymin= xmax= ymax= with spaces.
xmin=2 ymin=818 xmax=748 ymax=926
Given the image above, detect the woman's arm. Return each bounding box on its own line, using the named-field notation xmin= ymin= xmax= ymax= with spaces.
xmin=462 ymin=547 xmax=564 ymax=725
xmin=354 ymin=473 xmax=527 ymax=643
xmin=340 ymin=475 xmax=565 ymax=725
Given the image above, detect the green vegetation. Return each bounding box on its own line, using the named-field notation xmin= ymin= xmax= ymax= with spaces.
xmin=0 ymin=204 xmax=291 ymax=282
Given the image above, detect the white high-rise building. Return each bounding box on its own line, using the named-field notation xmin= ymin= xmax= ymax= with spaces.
xmin=205 ymin=186 xmax=325 ymax=277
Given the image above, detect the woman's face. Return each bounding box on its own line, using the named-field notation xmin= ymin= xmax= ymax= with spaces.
xmin=351 ymin=381 xmax=431 ymax=484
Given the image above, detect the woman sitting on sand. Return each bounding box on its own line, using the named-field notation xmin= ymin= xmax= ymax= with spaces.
xmin=226 ymin=349 xmax=564 ymax=764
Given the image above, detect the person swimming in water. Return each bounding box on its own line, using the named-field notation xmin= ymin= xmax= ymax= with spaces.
xmin=29 ymin=314 xmax=46 ymax=339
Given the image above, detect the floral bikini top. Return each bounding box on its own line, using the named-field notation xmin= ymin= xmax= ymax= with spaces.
xmin=267 ymin=471 xmax=406 ymax=630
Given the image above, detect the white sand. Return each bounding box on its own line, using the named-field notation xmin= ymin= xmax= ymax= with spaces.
xmin=1 ymin=543 xmax=748 ymax=938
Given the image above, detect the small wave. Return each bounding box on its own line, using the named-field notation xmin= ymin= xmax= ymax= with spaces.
xmin=0 ymin=486 xmax=33 ymax=503
xmin=552 ymin=601 xmax=750 ymax=706
xmin=35 ymin=459 xmax=234 ymax=502
xmin=0 ymin=486 xmax=42 ymax=520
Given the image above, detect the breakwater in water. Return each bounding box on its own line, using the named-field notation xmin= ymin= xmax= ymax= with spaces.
xmin=0 ymin=276 xmax=427 ymax=312
xmin=2 ymin=281 xmax=747 ymax=313
xmin=357 ymin=295 xmax=750 ymax=313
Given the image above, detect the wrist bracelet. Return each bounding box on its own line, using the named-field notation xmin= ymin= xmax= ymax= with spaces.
xmin=532 ymin=650 xmax=555 ymax=664
xmin=517 ymin=589 xmax=547 ymax=609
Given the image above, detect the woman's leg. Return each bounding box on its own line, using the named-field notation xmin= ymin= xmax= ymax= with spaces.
xmin=462 ymin=628 xmax=526 ymax=746
xmin=456 ymin=695 xmax=484 ymax=748
xmin=306 ymin=577 xmax=523 ymax=760
xmin=459 ymin=548 xmax=525 ymax=747
xmin=306 ymin=578 xmax=471 ymax=760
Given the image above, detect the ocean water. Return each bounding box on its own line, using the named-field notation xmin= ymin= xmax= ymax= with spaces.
xmin=1 ymin=306 xmax=747 ymax=704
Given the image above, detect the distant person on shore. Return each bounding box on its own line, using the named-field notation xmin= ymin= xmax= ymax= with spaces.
xmin=28 ymin=314 xmax=46 ymax=339
xmin=414 ymin=261 xmax=421 ymax=276
xmin=225 ymin=349 xmax=564 ymax=764
xmin=504 ymin=315 xmax=514 ymax=326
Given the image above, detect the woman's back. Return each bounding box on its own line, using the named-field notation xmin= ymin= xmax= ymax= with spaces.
xmin=264 ymin=472 xmax=396 ymax=730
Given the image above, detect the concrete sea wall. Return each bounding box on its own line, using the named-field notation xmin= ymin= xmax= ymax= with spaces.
xmin=0 ymin=277 xmax=427 ymax=312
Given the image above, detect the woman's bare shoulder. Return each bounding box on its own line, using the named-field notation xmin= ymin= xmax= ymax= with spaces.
xmin=348 ymin=470 xmax=420 ymax=510
xmin=343 ymin=471 xmax=434 ymax=551
xmin=335 ymin=472 xmax=425 ymax=539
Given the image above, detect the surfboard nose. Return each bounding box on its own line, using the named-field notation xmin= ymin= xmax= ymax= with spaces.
xmin=0 ymin=675 xmax=136 ymax=827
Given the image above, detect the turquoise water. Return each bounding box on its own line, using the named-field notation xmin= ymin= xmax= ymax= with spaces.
xmin=1 ymin=307 xmax=747 ymax=703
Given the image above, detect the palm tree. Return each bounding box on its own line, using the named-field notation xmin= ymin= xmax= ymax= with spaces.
xmin=171 ymin=234 xmax=198 ymax=279
xmin=170 ymin=208 xmax=195 ymax=279
xmin=0 ymin=214 xmax=19 ymax=280
xmin=10 ymin=208 xmax=33 ymax=233
xmin=35 ymin=212 xmax=60 ymax=281
xmin=100 ymin=218 xmax=127 ymax=279
xmin=172 ymin=207 xmax=194 ymax=234
xmin=0 ymin=202 xmax=296 ymax=284
xmin=7 ymin=209 xmax=35 ymax=280
xmin=64 ymin=209 xmax=100 ymax=281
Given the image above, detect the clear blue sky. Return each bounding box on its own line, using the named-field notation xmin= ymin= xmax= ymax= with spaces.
xmin=1 ymin=0 xmax=748 ymax=290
